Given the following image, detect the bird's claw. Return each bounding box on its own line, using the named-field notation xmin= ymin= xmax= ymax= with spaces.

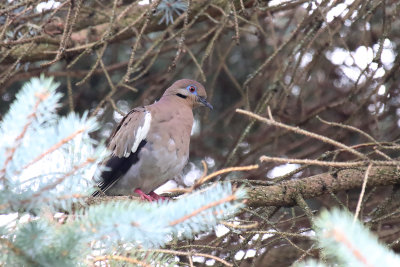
xmin=149 ymin=191 xmax=167 ymax=201
xmin=134 ymin=189 xmax=167 ymax=202
xmin=134 ymin=188 xmax=154 ymax=201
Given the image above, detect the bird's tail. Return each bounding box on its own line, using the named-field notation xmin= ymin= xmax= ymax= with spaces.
xmin=91 ymin=188 xmax=103 ymax=197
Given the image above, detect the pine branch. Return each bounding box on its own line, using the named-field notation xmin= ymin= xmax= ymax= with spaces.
xmin=80 ymin=183 xmax=246 ymax=248
xmin=0 ymin=76 xmax=105 ymax=214
xmin=0 ymin=76 xmax=248 ymax=266
xmin=296 ymin=208 xmax=400 ymax=266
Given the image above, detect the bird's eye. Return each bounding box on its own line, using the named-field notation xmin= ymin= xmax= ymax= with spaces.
xmin=186 ymin=85 xmax=197 ymax=94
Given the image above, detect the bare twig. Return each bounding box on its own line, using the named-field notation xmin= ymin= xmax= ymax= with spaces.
xmin=353 ymin=163 xmax=372 ymax=224
xmin=169 ymin=195 xmax=237 ymax=226
xmin=140 ymin=249 xmax=233 ymax=267
xmin=93 ymin=255 xmax=151 ymax=267
xmin=237 ymin=108 xmax=367 ymax=159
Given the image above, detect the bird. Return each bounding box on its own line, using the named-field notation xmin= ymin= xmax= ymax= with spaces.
xmin=93 ymin=79 xmax=213 ymax=201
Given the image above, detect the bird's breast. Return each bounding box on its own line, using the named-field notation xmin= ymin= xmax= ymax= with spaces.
xmin=148 ymin=111 xmax=193 ymax=159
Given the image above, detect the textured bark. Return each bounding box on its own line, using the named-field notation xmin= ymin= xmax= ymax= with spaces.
xmin=247 ymin=166 xmax=400 ymax=207
xmin=86 ymin=167 xmax=400 ymax=208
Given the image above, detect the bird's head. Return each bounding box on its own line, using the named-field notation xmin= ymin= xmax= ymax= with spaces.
xmin=163 ymin=79 xmax=213 ymax=110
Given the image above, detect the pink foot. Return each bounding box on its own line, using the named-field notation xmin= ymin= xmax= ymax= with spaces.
xmin=149 ymin=191 xmax=167 ymax=201
xmin=134 ymin=188 xmax=155 ymax=202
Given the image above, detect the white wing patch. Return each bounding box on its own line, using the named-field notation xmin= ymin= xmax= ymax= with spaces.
xmin=124 ymin=111 xmax=152 ymax=157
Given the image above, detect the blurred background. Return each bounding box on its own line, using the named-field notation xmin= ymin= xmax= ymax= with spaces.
xmin=1 ymin=0 xmax=400 ymax=265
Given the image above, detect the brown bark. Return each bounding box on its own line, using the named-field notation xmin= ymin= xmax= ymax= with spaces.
xmin=248 ymin=166 xmax=400 ymax=207
xmin=86 ymin=166 xmax=400 ymax=209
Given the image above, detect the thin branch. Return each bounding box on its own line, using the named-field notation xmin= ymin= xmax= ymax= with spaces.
xmin=141 ymin=249 xmax=233 ymax=267
xmin=93 ymin=255 xmax=151 ymax=267
xmin=229 ymin=0 xmax=240 ymax=45
xmin=259 ymin=156 xmax=400 ymax=168
xmin=22 ymin=128 xmax=85 ymax=171
xmin=197 ymin=164 xmax=259 ymax=186
xmin=353 ymin=163 xmax=372 ymax=224
xmin=41 ymin=0 xmax=80 ymax=67
xmin=0 ymin=91 xmax=49 ymax=179
xmin=294 ymin=193 xmax=314 ymax=222
xmin=29 ymin=158 xmax=95 ymax=200
xmin=0 ymin=237 xmax=38 ymax=266
xmin=236 ymin=108 xmax=367 ymax=159
xmin=169 ymin=194 xmax=237 ymax=226
xmin=317 ymin=116 xmax=378 ymax=144
xmin=328 ymin=228 xmax=372 ymax=267
xmin=168 ymin=164 xmax=259 ymax=194
xmin=168 ymin=0 xmax=192 ymax=72
xmin=122 ymin=0 xmax=162 ymax=83
xmin=221 ymin=220 xmax=258 ymax=229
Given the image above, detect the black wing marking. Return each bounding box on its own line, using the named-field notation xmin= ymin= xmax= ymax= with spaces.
xmin=92 ymin=140 xmax=147 ymax=197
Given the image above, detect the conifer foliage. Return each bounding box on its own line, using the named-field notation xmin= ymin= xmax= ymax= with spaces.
xmin=0 ymin=77 xmax=246 ymax=266
xmin=296 ymin=209 xmax=400 ymax=267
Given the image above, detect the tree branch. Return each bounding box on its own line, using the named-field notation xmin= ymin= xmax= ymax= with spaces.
xmin=248 ymin=166 xmax=400 ymax=207
xmin=86 ymin=166 xmax=400 ymax=209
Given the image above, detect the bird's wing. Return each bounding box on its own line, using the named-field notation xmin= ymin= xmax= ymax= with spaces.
xmin=93 ymin=107 xmax=152 ymax=196
xmin=109 ymin=107 xmax=152 ymax=158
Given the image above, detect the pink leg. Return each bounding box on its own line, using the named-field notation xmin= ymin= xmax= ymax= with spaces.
xmin=134 ymin=188 xmax=155 ymax=202
xmin=149 ymin=191 xmax=167 ymax=201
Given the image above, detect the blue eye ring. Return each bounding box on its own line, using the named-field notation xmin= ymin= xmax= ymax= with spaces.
xmin=186 ymin=85 xmax=198 ymax=95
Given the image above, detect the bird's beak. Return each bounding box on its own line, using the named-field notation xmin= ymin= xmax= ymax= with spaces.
xmin=197 ymin=96 xmax=213 ymax=110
